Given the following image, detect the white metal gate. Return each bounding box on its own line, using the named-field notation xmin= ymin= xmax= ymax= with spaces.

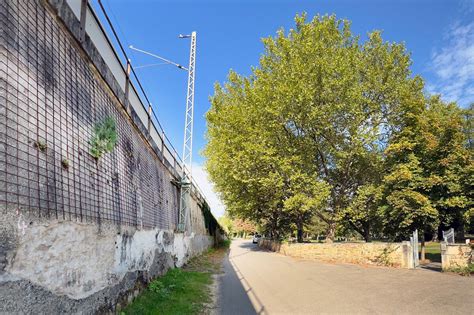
xmin=410 ymin=229 xmax=419 ymax=268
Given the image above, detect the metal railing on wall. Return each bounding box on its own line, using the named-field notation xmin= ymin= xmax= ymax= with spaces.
xmin=70 ymin=0 xmax=211 ymax=207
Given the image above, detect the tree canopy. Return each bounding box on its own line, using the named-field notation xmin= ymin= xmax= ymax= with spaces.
xmin=205 ymin=14 xmax=473 ymax=242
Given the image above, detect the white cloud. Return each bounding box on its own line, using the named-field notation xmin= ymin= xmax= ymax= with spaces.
xmin=191 ymin=162 xmax=226 ymax=219
xmin=428 ymin=21 xmax=474 ymax=107
xmin=460 ymin=0 xmax=474 ymax=13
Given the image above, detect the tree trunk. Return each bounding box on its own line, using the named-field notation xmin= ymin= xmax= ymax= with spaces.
xmin=456 ymin=222 xmax=465 ymax=242
xmin=420 ymin=239 xmax=426 ymax=262
xmin=325 ymin=222 xmax=336 ymax=243
xmin=297 ymin=224 xmax=304 ymax=243
xmin=364 ymin=228 xmax=371 ymax=242
xmin=437 ymin=225 xmax=444 ymax=241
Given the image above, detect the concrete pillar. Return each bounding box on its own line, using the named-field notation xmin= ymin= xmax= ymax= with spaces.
xmin=401 ymin=241 xmax=414 ymax=269
xmin=440 ymin=241 xmax=448 ymax=270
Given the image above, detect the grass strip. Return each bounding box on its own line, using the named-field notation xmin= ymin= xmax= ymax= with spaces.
xmin=423 ymin=242 xmax=441 ymax=263
xmin=122 ymin=268 xmax=212 ymax=315
xmin=122 ymin=240 xmax=230 ymax=315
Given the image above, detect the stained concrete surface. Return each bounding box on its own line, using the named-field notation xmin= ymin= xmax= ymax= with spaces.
xmin=0 ymin=219 xmax=213 ymax=313
xmin=217 ymin=239 xmax=474 ymax=314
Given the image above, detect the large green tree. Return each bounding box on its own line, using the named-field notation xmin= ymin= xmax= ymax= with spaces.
xmin=422 ymin=98 xmax=473 ymax=240
xmin=463 ymin=104 xmax=474 ymax=234
xmin=381 ymin=96 xmax=473 ymax=259
xmin=205 ymin=14 xmax=426 ymax=241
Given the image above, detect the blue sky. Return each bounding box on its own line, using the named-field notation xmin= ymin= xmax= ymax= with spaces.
xmin=91 ymin=0 xmax=474 ymax=218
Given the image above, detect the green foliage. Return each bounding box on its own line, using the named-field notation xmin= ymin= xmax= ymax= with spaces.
xmin=148 ymin=280 xmax=168 ymax=296
xmin=218 ymin=214 xmax=234 ymax=235
xmin=305 ymin=216 xmax=329 ymax=239
xmin=205 ymin=13 xmax=424 ymax=241
xmin=217 ymin=239 xmax=231 ymax=249
xmin=61 ymin=158 xmax=70 ymax=169
xmin=232 ymin=218 xmax=258 ymax=236
xmin=89 ymin=116 xmax=117 ymax=160
xmin=338 ymin=184 xmax=384 ymax=241
xmin=123 ymin=245 xmax=229 ymax=314
xmin=463 ymin=103 xmax=473 ymax=151
xmin=35 ymin=140 xmax=47 ymax=152
xmin=444 ymin=263 xmax=474 ymax=276
xmin=205 ymin=13 xmax=473 ymax=242
xmin=382 ymin=96 xmax=473 ymax=240
xmin=122 ymin=268 xmax=212 ymax=315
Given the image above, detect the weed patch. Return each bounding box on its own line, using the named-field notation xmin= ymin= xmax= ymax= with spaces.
xmin=122 ymin=242 xmax=229 ymax=314
xmin=444 ymin=263 xmax=474 ymax=276
xmin=121 ymin=268 xmax=212 ymax=315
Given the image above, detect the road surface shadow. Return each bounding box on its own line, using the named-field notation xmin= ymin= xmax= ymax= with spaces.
xmin=229 ymin=242 xmax=265 ymax=260
xmin=229 ymin=256 xmax=267 ymax=315
xmin=420 ymin=262 xmax=442 ymax=272
xmin=217 ymin=252 xmax=259 ymax=315
xmin=238 ymin=241 xmax=263 ymax=251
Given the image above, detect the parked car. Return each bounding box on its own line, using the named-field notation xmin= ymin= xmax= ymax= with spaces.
xmin=252 ymin=234 xmax=261 ymax=244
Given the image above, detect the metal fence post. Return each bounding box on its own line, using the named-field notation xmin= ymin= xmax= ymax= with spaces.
xmin=79 ymin=0 xmax=88 ymax=43
xmin=124 ymin=59 xmax=131 ymax=112
xmin=173 ymin=151 xmax=177 ymax=169
xmin=411 ymin=229 xmax=419 ymax=268
xmin=161 ymin=131 xmax=165 ymax=163
xmin=147 ymin=104 xmax=152 ymax=131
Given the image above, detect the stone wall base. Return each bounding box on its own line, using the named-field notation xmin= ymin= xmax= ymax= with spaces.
xmin=259 ymin=239 xmax=414 ymax=268
xmin=441 ymin=242 xmax=472 ymax=270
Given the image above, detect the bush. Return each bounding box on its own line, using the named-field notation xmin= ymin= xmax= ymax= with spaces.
xmin=89 ymin=116 xmax=117 ymax=159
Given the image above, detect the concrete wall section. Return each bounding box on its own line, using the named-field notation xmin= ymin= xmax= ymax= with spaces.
xmin=0 ymin=0 xmax=181 ymax=229
xmin=0 ymin=215 xmax=212 ymax=313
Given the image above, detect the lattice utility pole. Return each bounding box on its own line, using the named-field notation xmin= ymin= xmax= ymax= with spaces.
xmin=177 ymin=32 xmax=196 ymax=232
xmin=128 ymin=32 xmax=197 ymax=233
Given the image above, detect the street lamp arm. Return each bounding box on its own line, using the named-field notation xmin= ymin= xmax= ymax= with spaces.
xmin=129 ymin=45 xmax=188 ymax=71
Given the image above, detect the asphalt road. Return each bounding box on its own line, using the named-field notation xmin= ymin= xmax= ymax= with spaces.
xmin=215 ymin=239 xmax=474 ymax=315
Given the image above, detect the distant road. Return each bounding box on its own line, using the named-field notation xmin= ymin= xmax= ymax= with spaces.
xmin=215 ymin=239 xmax=474 ymax=315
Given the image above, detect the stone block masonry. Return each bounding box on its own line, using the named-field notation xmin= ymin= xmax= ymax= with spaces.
xmin=259 ymin=239 xmax=414 ymax=268
xmin=441 ymin=243 xmax=472 ymax=270
xmin=0 ymin=0 xmax=221 ymax=312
